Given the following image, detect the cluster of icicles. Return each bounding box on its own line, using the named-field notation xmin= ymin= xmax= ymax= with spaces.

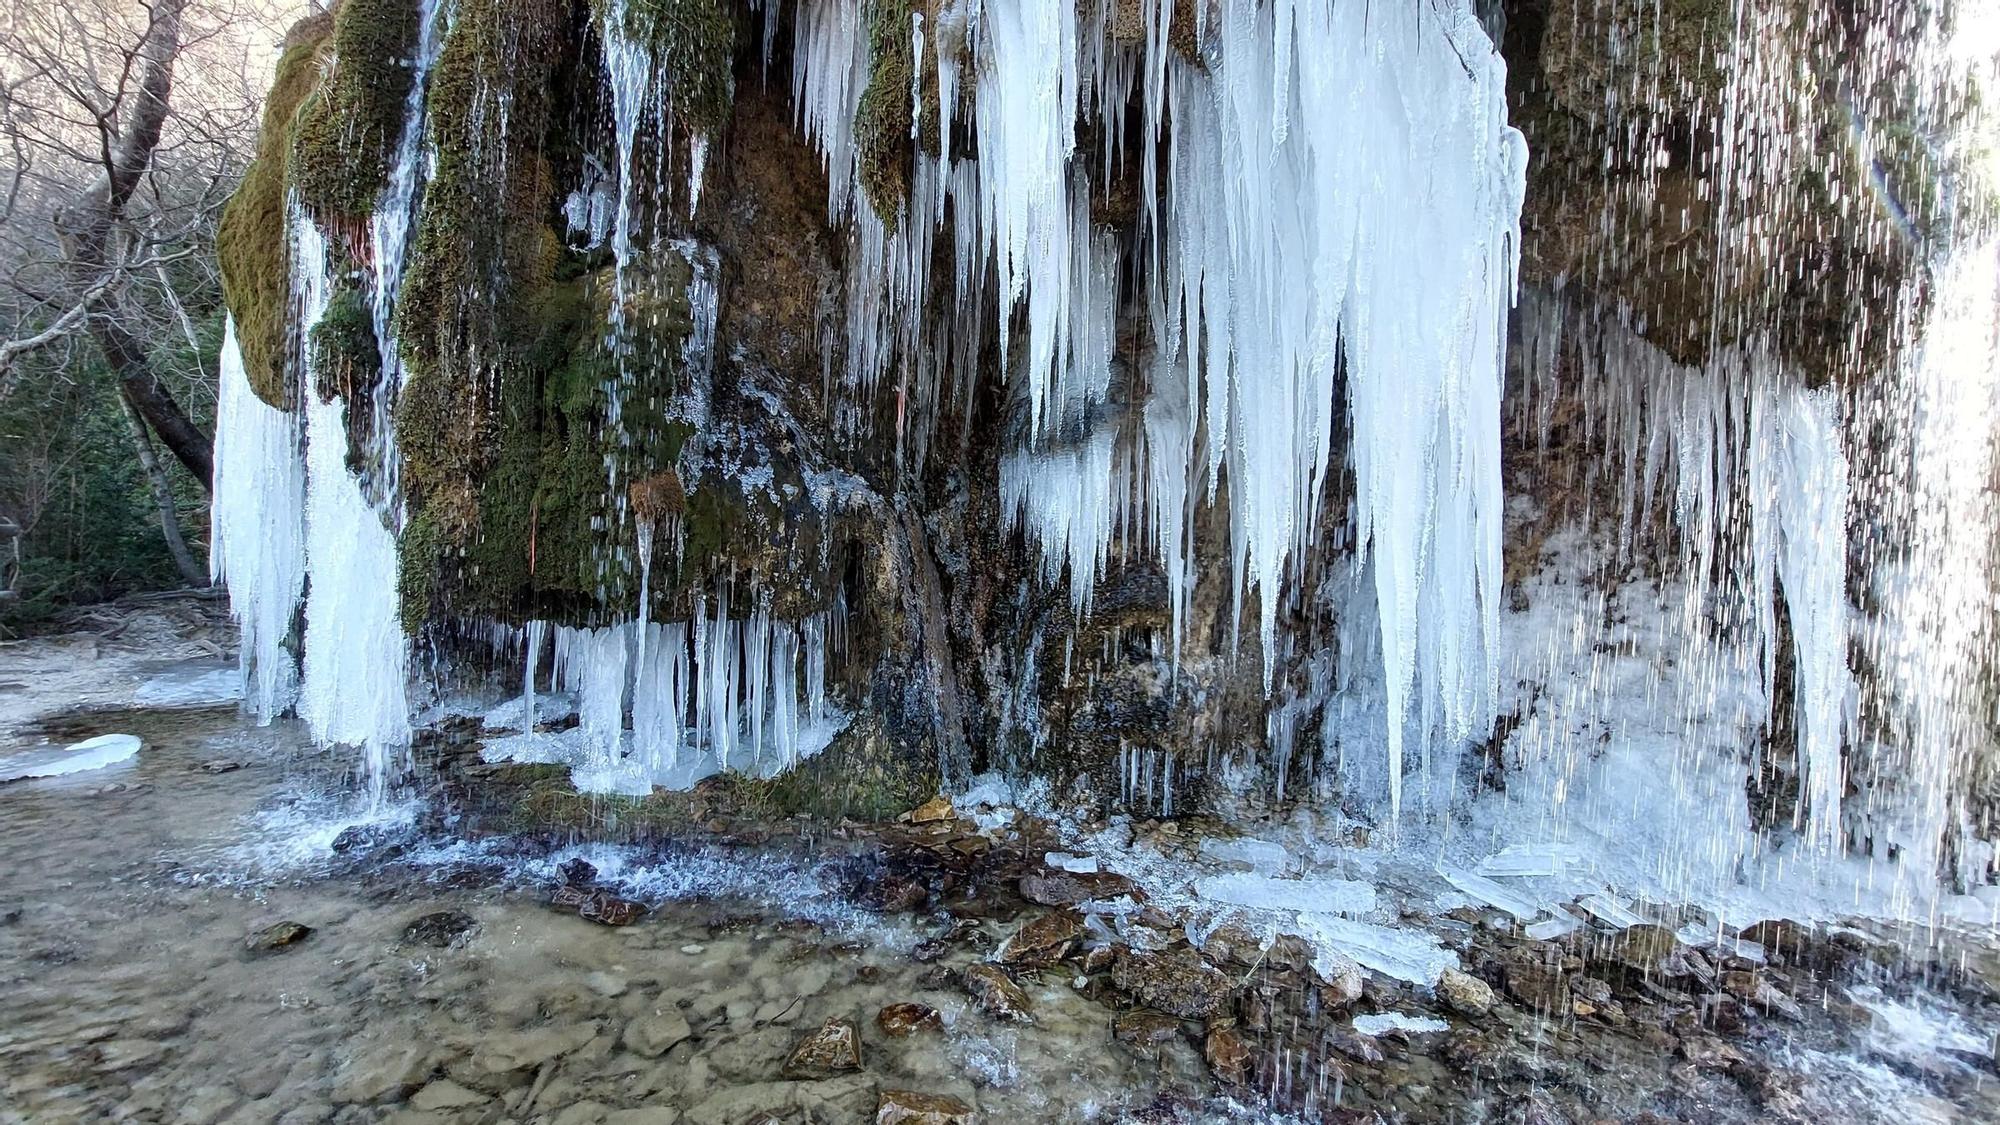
xmin=479 ymin=600 xmax=844 ymax=796
xmin=785 ymin=0 xmax=1528 ymax=819
xmin=209 ymin=0 xmax=1529 ymax=809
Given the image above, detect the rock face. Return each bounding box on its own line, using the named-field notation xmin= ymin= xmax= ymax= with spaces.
xmin=215 ymin=0 xmax=2000 ymax=879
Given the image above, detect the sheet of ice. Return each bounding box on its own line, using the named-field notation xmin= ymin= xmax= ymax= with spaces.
xmin=1199 ymin=837 xmax=1291 ymax=874
xmin=481 ymin=693 xmax=580 ymax=733
xmin=1293 ymin=913 xmax=1458 ymax=986
xmin=1 ymin=734 xmax=142 ymax=782
xmin=1476 ymin=843 xmax=1581 ymax=879
xmin=1525 ymin=914 xmax=1583 ymax=942
xmin=1577 ymin=894 xmax=1648 ymax=930
xmin=1439 ymin=866 xmax=1548 ymax=922
xmin=1352 ymin=1012 xmax=1451 ymax=1037
xmin=1198 ymin=873 xmax=1377 ymax=919
xmin=1046 ymin=852 xmax=1099 ymax=874
xmin=133 ymin=665 xmax=245 ymax=710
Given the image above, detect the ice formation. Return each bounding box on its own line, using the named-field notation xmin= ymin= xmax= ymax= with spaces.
xmin=483 ymin=600 xmax=846 ymax=795
xmin=293 ymin=216 xmax=412 ymax=792
xmin=211 ymin=319 xmax=305 ymax=722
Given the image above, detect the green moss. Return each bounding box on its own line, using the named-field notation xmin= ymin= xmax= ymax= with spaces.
xmin=396 ymin=0 xmax=569 ymax=556
xmin=736 ymin=717 xmax=939 ymax=822
xmin=216 ymin=20 xmax=333 ymax=407
xmin=596 ymin=0 xmax=739 ymax=132
xmin=292 ymin=0 xmax=421 ymax=220
xmin=398 ymin=508 xmax=444 ymax=634
xmin=854 ymin=0 xmax=943 ymax=222
xmin=308 ymin=284 xmax=382 ymax=404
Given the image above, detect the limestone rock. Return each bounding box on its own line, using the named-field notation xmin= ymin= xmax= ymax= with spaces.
xmin=409 ymin=1080 xmax=486 ymax=1111
xmin=876 ymin=1002 xmax=944 ymax=1038
xmin=877 ymin=1089 xmax=974 ymax=1125
xmin=1314 ymin=948 xmax=1366 ymax=1008
xmin=960 ymin=964 xmax=1033 ymax=1023
xmin=1018 ymin=871 xmax=1140 ymax=908
xmin=551 ymin=884 xmax=645 ymax=926
xmin=781 ymin=1016 xmax=862 ymax=1079
xmin=905 ymin=796 xmax=955 ymax=824
xmin=1501 ymin=945 xmax=1568 ymax=1012
xmin=624 ymin=1007 xmax=693 ymax=1057
xmin=1112 ymin=946 xmax=1234 ymax=1019
xmin=1437 ymin=968 xmax=1494 ymax=1017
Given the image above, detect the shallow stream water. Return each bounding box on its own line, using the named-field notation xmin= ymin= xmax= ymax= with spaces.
xmin=3 ymin=629 xmax=1997 ymax=1125
xmin=0 ymin=699 xmax=1236 ymax=1125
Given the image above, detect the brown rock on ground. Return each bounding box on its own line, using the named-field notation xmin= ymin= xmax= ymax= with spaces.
xmin=1110 ymin=946 xmax=1234 ymax=1020
xmin=877 ymin=1089 xmax=975 ymax=1125
xmin=782 ymin=1016 xmax=862 ymax=1079
xmin=995 ymin=910 xmax=1083 ymax=966
xmin=961 ymin=964 xmax=1033 ymax=1023
xmin=877 ymin=1002 xmax=944 ymax=1037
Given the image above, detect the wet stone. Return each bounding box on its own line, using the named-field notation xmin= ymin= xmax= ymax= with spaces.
xmin=559 ymin=857 xmax=599 ymax=886
xmin=781 ymin=1016 xmax=862 ymax=1079
xmin=551 ymin=885 xmax=645 ymax=926
xmin=1438 ymin=968 xmax=1495 ymax=1016
xmin=1111 ymin=946 xmax=1234 ymax=1020
xmin=246 ymin=920 xmax=313 ymax=954
xmin=960 ymin=963 xmax=1034 ymax=1023
xmin=401 ymin=910 xmax=477 ymax=948
xmin=1204 ymin=1025 xmax=1253 ymax=1085
xmin=995 ymin=909 xmax=1082 ymax=966
xmin=1018 ymin=870 xmax=1140 ymax=907
xmin=1501 ymin=944 xmax=1568 ymax=1012
xmin=1112 ymin=1007 xmax=1185 ymax=1055
xmin=905 ymin=796 xmax=955 ymax=824
xmin=624 ymin=1006 xmax=693 ymax=1057
xmin=876 ymin=1002 xmax=944 ymax=1038
xmin=876 ymin=1089 xmax=974 ymax=1125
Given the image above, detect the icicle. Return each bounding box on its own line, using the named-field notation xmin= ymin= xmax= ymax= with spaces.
xmin=210 ymin=318 xmax=305 ymax=723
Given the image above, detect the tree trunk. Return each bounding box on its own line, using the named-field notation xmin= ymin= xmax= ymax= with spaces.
xmin=96 ymin=315 xmax=214 ymax=487
xmin=55 ymin=0 xmax=214 ymax=493
xmin=118 ymin=388 xmax=206 ymax=588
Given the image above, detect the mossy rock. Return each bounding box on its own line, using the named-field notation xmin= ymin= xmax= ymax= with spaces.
xmin=594 ymin=0 xmax=739 ymax=132
xmin=734 ymin=714 xmax=940 ymax=822
xmin=292 ymin=0 xmax=422 ymax=221
xmin=216 ymin=17 xmax=334 ymax=407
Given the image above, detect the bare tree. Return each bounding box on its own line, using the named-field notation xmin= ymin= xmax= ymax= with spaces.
xmin=0 ymin=0 xmax=302 ymax=587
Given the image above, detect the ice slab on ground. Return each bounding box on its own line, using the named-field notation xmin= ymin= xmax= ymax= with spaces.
xmin=1526 ymin=913 xmax=1583 ymax=941
xmin=1294 ymin=913 xmax=1458 ymax=986
xmin=1439 ymin=865 xmax=1547 ymax=921
xmin=1353 ymin=1012 xmax=1451 ymax=1036
xmin=134 ymin=664 xmax=244 ymax=709
xmin=1199 ymin=872 xmax=1377 ymax=918
xmin=1476 ymin=843 xmax=1582 ymax=879
xmin=1046 ymin=852 xmax=1099 ymax=873
xmin=481 ymin=693 xmax=579 ymax=733
xmin=1578 ymin=894 xmax=1648 ymax=929
xmin=1 ymin=734 xmax=142 ymax=781
xmin=1199 ymin=836 xmax=1291 ymax=873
